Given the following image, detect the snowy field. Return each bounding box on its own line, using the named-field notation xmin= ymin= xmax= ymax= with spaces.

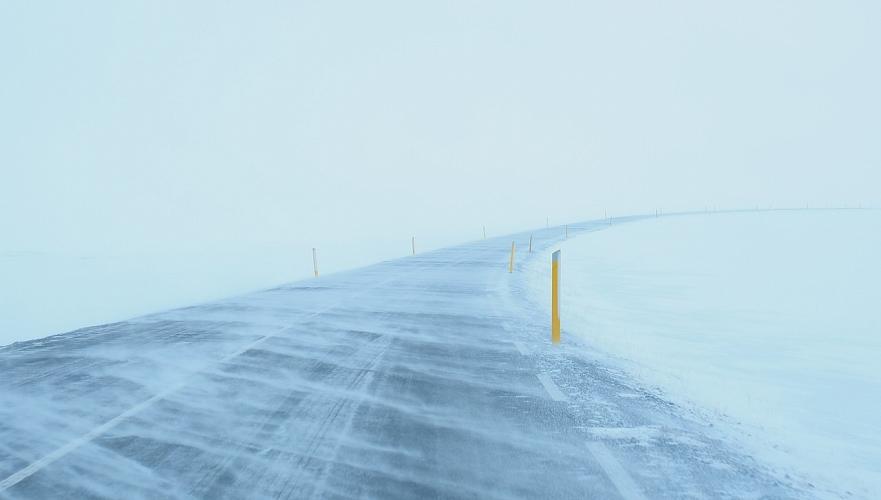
xmin=0 ymin=240 xmax=448 ymax=347
xmin=0 ymin=249 xmax=303 ymax=347
xmin=526 ymin=209 xmax=881 ymax=498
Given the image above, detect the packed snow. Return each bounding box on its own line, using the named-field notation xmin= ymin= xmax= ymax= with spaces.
xmin=526 ymin=209 xmax=881 ymax=499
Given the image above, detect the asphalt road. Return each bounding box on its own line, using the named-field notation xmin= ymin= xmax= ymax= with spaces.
xmin=0 ymin=218 xmax=804 ymax=499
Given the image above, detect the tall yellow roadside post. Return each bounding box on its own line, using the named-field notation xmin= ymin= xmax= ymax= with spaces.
xmin=508 ymin=241 xmax=516 ymax=273
xmin=552 ymin=250 xmax=561 ymax=343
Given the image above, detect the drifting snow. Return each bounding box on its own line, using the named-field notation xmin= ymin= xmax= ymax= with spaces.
xmin=526 ymin=209 xmax=881 ymax=499
xmin=0 ymin=249 xmax=301 ymax=346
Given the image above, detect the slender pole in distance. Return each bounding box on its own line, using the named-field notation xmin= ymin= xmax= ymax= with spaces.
xmin=528 ymin=234 xmax=533 ymax=253
xmin=312 ymin=248 xmax=319 ymax=277
xmin=508 ymin=241 xmax=516 ymax=273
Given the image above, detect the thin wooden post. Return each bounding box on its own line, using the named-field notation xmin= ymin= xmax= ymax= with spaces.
xmin=312 ymin=248 xmax=319 ymax=277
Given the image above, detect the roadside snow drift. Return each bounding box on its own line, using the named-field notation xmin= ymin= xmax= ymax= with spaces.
xmin=527 ymin=210 xmax=881 ymax=498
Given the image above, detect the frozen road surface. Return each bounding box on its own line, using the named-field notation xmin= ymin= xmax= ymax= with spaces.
xmin=1 ymin=218 xmax=805 ymax=499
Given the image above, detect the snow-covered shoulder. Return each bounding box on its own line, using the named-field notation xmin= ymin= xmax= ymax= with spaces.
xmin=525 ymin=210 xmax=881 ymax=499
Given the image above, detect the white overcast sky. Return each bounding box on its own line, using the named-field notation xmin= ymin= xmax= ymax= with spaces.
xmin=2 ymin=1 xmax=879 ymax=272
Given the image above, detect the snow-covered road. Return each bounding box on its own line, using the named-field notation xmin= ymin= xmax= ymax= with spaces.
xmin=1 ymin=219 xmax=803 ymax=499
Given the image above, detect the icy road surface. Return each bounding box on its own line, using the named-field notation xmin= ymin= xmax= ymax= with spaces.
xmin=1 ymin=218 xmax=804 ymax=499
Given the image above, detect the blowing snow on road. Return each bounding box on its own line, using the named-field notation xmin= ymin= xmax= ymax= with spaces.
xmin=1 ymin=217 xmax=820 ymax=499
xmin=3 ymin=0 xmax=879 ymax=497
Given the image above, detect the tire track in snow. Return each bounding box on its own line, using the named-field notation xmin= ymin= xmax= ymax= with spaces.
xmin=0 ymin=248 xmax=479 ymax=493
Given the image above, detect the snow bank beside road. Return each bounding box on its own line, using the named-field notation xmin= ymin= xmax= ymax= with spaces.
xmin=526 ymin=210 xmax=881 ymax=498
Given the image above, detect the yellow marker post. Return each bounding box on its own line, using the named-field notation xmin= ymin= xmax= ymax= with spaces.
xmin=508 ymin=241 xmax=516 ymax=273
xmin=312 ymin=248 xmax=319 ymax=277
xmin=528 ymin=234 xmax=533 ymax=253
xmin=551 ymin=250 xmax=561 ymax=343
